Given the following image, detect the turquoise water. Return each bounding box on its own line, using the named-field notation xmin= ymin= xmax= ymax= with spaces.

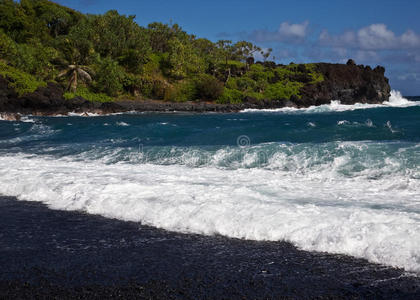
xmin=0 ymin=94 xmax=419 ymax=273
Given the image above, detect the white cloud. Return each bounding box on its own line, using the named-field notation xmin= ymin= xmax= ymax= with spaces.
xmin=250 ymin=21 xmax=309 ymax=43
xmin=319 ymin=24 xmax=420 ymax=50
xmin=397 ymin=73 xmax=420 ymax=81
xmin=401 ymin=30 xmax=420 ymax=48
xmin=278 ymin=21 xmax=309 ymax=39
xmin=320 ymin=30 xmax=356 ymax=46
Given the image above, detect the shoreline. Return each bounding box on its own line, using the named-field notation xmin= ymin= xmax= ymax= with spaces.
xmin=1 ymin=196 xmax=419 ymax=299
xmin=0 ymin=98 xmax=302 ymax=120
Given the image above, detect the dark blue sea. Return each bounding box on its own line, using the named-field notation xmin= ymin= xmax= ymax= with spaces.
xmin=0 ymin=90 xmax=419 ymax=276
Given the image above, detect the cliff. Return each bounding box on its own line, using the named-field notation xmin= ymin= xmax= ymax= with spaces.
xmin=299 ymin=61 xmax=391 ymax=107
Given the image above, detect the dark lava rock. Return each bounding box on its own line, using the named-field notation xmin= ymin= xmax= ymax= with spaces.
xmin=300 ymin=63 xmax=391 ymax=106
xmin=347 ymin=59 xmax=356 ymax=66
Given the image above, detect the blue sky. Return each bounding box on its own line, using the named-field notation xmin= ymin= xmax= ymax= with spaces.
xmin=56 ymin=0 xmax=420 ymax=95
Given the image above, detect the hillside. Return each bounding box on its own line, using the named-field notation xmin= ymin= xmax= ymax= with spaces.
xmin=0 ymin=0 xmax=390 ymax=115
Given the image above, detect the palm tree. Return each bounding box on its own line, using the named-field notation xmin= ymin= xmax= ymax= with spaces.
xmin=57 ymin=64 xmax=94 ymax=93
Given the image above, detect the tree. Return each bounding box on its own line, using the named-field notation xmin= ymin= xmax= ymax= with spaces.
xmin=57 ymin=63 xmax=93 ymax=92
xmin=193 ymin=38 xmax=219 ymax=74
xmin=94 ymin=57 xmax=125 ymax=96
xmin=89 ymin=10 xmax=150 ymax=60
xmin=215 ymin=40 xmax=237 ymax=81
xmin=234 ymin=41 xmax=261 ymax=61
xmin=261 ymin=48 xmax=273 ymax=62
xmin=167 ymin=37 xmax=205 ymax=79
xmin=0 ymin=0 xmax=32 ymax=42
xmin=216 ymin=40 xmax=234 ymax=66
xmin=147 ymin=22 xmax=189 ymax=53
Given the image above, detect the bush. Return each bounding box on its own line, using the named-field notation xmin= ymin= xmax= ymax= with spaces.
xmin=194 ymin=74 xmax=223 ymax=100
xmin=94 ymin=57 xmax=125 ymax=96
xmin=14 ymin=41 xmax=57 ymax=79
xmin=151 ymin=78 xmax=168 ymax=99
xmin=0 ymin=29 xmax=18 ymax=59
xmin=216 ymin=88 xmax=243 ymax=104
xmin=248 ymin=64 xmax=274 ymax=82
xmin=235 ymin=77 xmax=257 ymax=92
xmin=63 ymin=86 xmax=113 ymax=102
xmin=142 ymin=53 xmax=162 ymax=76
xmin=0 ymin=60 xmax=46 ymax=96
xmin=305 ymin=63 xmax=325 ymax=84
xmin=264 ymin=81 xmax=303 ymax=100
xmin=164 ymin=80 xmax=197 ymax=102
xmin=118 ymin=49 xmax=148 ymax=74
xmin=244 ymin=91 xmax=265 ymax=101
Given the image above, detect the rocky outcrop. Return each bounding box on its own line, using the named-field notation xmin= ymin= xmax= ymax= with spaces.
xmin=0 ymin=76 xmax=125 ymax=115
xmin=299 ymin=62 xmax=391 ymax=107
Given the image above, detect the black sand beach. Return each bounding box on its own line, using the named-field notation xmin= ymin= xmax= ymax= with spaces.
xmin=1 ymin=196 xmax=419 ymax=299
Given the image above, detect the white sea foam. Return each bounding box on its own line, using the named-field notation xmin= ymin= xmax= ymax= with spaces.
xmin=338 ymin=120 xmax=350 ymax=125
xmin=116 ymin=121 xmax=130 ymax=127
xmin=0 ymin=148 xmax=419 ymax=273
xmin=64 ymin=111 xmax=136 ymax=117
xmin=20 ymin=116 xmax=36 ymax=123
xmin=67 ymin=112 xmax=102 ymax=117
xmin=241 ymin=90 xmax=420 ymax=114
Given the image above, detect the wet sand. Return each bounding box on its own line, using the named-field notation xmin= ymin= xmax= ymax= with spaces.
xmin=1 ymin=196 xmax=419 ymax=299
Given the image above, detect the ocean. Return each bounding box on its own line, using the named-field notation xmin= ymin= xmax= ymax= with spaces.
xmin=0 ymin=90 xmax=419 ymax=275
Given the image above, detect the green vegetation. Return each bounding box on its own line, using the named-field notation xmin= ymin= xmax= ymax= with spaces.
xmin=0 ymin=60 xmax=46 ymax=96
xmin=63 ymin=87 xmax=113 ymax=102
xmin=0 ymin=0 xmax=324 ymax=103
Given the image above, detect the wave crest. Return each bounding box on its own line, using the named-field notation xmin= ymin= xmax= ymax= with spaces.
xmin=241 ymin=90 xmax=420 ymax=114
xmin=0 ymin=152 xmax=419 ymax=273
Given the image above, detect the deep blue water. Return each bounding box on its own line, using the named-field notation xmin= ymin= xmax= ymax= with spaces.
xmin=1 ymin=103 xmax=419 ymax=152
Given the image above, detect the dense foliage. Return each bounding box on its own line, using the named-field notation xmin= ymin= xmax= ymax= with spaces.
xmin=0 ymin=0 xmax=324 ymax=103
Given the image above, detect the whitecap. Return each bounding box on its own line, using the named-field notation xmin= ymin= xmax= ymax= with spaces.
xmin=0 ymin=143 xmax=419 ymax=273
xmin=241 ymin=90 xmax=420 ymax=114
xmin=338 ymin=120 xmax=350 ymax=125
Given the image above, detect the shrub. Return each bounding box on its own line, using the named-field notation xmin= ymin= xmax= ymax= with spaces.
xmin=63 ymin=86 xmax=113 ymax=102
xmin=244 ymin=91 xmax=265 ymax=101
xmin=216 ymin=88 xmax=243 ymax=104
xmin=0 ymin=29 xmax=18 ymax=59
xmin=151 ymin=78 xmax=168 ymax=99
xmin=264 ymin=81 xmax=303 ymax=100
xmin=164 ymin=80 xmax=197 ymax=102
xmin=142 ymin=53 xmax=162 ymax=76
xmin=248 ymin=64 xmax=274 ymax=82
xmin=194 ymin=74 xmax=223 ymax=100
xmin=13 ymin=41 xmax=57 ymax=79
xmin=0 ymin=60 xmax=46 ymax=96
xmin=305 ymin=63 xmax=325 ymax=84
xmin=235 ymin=77 xmax=257 ymax=92
xmin=94 ymin=57 xmax=125 ymax=96
xmin=122 ymin=73 xmax=143 ymax=95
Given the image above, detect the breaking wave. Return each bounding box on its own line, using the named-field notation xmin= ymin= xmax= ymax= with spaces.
xmin=241 ymin=90 xmax=420 ymax=113
xmin=0 ymin=139 xmax=419 ymax=273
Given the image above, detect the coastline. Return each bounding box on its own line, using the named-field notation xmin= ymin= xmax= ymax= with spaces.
xmin=1 ymin=196 xmax=419 ymax=299
xmin=0 ymin=96 xmax=307 ymax=120
xmin=0 ymin=60 xmax=392 ymax=119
